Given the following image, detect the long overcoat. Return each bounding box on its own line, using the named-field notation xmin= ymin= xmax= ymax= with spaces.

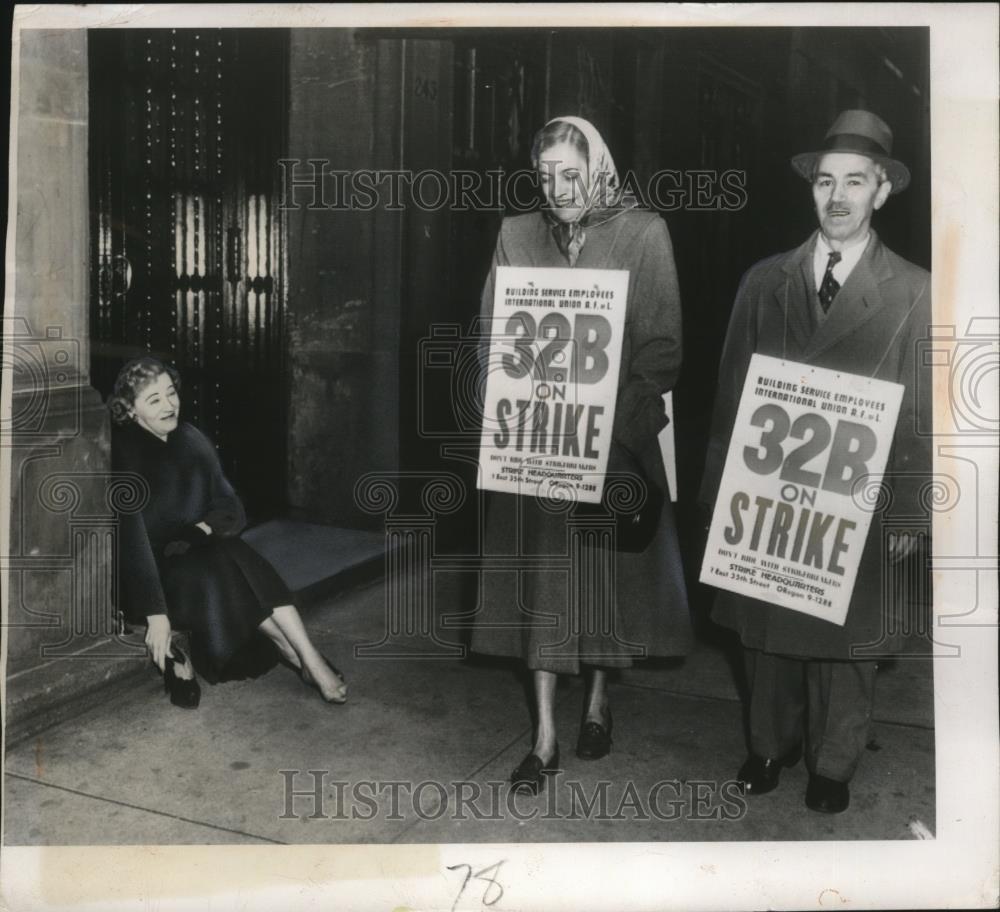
xmin=470 ymin=209 xmax=693 ymax=674
xmin=698 ymin=230 xmax=932 ymax=660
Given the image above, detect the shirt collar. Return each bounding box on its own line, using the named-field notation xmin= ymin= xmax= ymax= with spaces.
xmin=816 ymin=230 xmax=870 ymax=266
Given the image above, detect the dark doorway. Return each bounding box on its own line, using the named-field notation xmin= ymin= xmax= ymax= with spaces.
xmin=448 ymin=32 xmax=550 ymax=318
xmin=403 ymin=33 xmax=550 ymax=545
xmin=88 ymin=28 xmax=290 ymax=520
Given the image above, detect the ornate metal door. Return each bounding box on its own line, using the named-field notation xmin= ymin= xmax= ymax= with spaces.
xmin=89 ymin=28 xmax=288 ymax=519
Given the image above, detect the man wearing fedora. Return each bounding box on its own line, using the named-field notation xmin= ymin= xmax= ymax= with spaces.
xmin=699 ymin=110 xmax=932 ymax=813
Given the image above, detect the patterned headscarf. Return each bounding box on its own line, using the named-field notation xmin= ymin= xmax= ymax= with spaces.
xmin=535 ymin=115 xmax=639 ymax=266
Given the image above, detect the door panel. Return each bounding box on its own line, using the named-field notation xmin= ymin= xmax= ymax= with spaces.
xmin=89 ymin=28 xmax=289 ymax=519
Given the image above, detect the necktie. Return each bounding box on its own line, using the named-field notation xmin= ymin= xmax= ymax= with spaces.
xmin=818 ymin=250 xmax=842 ymax=312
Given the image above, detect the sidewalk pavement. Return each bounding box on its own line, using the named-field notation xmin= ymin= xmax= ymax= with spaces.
xmin=3 ymin=567 xmax=935 ymax=845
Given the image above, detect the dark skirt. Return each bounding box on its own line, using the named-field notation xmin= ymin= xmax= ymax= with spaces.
xmin=160 ymin=537 xmax=288 ymax=683
xmin=470 ymin=488 xmax=693 ymax=675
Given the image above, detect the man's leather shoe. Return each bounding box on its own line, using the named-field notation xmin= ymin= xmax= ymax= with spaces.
xmin=736 ymin=745 xmax=802 ymax=795
xmin=805 ymin=774 xmax=850 ymax=813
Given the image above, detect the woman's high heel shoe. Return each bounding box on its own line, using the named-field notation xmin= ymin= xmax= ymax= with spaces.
xmin=163 ymin=647 xmax=201 ymax=709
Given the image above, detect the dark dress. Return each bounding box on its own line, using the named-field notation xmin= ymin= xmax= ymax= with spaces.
xmin=470 ymin=210 xmax=693 ymax=674
xmin=113 ymin=420 xmax=284 ymax=683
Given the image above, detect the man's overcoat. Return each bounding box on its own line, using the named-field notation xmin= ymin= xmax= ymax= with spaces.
xmin=699 ymin=230 xmax=932 ymax=659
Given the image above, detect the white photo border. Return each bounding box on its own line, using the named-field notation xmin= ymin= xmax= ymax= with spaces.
xmin=2 ymin=3 xmax=997 ymax=910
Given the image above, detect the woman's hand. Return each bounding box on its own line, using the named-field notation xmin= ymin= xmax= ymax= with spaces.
xmin=145 ymin=613 xmax=172 ymax=671
xmin=162 ymin=523 xmax=211 ymax=558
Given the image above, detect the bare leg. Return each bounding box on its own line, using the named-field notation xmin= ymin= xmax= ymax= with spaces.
xmin=531 ymin=670 xmax=558 ymax=764
xmin=584 ymin=667 xmax=610 ymax=726
xmin=258 ymin=616 xmax=299 ymax=667
xmin=258 ymin=604 xmax=347 ymax=702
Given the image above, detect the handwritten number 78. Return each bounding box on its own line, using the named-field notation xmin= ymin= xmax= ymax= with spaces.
xmin=447 ymin=860 xmax=506 ymax=912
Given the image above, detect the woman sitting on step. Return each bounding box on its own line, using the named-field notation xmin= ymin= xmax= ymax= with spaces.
xmin=109 ymin=356 xmax=348 ymax=709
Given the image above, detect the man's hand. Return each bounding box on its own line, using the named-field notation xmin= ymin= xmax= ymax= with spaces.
xmin=145 ymin=614 xmax=172 ymax=671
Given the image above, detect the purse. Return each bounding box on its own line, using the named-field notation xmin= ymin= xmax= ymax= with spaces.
xmin=573 ymin=444 xmax=664 ymax=553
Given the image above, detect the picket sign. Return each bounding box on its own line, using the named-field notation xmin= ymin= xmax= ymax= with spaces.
xmin=700 ymin=354 xmax=903 ymax=625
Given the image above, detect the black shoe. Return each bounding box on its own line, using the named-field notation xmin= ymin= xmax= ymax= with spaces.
xmin=576 ymin=710 xmax=613 ymax=760
xmin=805 ymin=774 xmax=850 ymax=813
xmin=736 ymin=745 xmax=802 ymax=795
xmin=163 ymin=648 xmax=201 ymax=709
xmin=510 ymin=744 xmax=560 ymax=795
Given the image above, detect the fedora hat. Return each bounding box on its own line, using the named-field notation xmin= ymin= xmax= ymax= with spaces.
xmin=792 ymin=109 xmax=911 ymax=194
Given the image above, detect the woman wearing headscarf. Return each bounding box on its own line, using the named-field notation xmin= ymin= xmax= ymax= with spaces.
xmin=471 ymin=116 xmax=692 ymax=793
